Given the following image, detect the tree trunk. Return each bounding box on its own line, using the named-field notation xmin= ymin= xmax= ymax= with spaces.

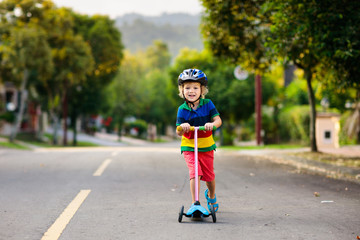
xmin=49 ymin=111 xmax=59 ymax=145
xmin=305 ymin=70 xmax=318 ymax=152
xmin=62 ymin=81 xmax=68 ymax=146
xmin=10 ymin=69 xmax=29 ymax=142
xmin=357 ymin=89 xmax=360 ymax=144
xmin=35 ymin=105 xmax=42 ymax=141
xmin=357 ymin=107 xmax=360 ymax=144
xmin=117 ymin=117 xmax=124 ymax=141
xmin=71 ymin=112 xmax=77 ymax=146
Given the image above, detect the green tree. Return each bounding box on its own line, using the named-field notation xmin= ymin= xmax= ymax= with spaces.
xmin=144 ymin=40 xmax=171 ymax=70
xmin=105 ymin=51 xmax=145 ymax=137
xmin=141 ymin=70 xmax=169 ymax=123
xmin=201 ymin=0 xmax=271 ymax=73
xmin=69 ymin=13 xmax=123 ymax=145
xmin=106 ymin=40 xmax=171 ymax=138
xmin=41 ymin=7 xmax=94 ymax=145
xmin=264 ymin=0 xmax=360 ymax=150
xmin=264 ymin=1 xmax=322 ymax=151
xmin=141 ymin=40 xmax=172 ymax=134
xmin=315 ymin=0 xmax=360 ymax=142
xmin=0 ymin=0 xmax=53 ymax=142
xmin=201 ymin=0 xmax=273 ymax=145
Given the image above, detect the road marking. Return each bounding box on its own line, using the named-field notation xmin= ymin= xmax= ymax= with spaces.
xmin=111 ymin=151 xmax=118 ymax=156
xmin=41 ymin=189 xmax=91 ymax=240
xmin=93 ymin=159 xmax=112 ymax=176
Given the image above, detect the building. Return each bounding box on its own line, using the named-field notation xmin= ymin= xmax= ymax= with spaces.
xmin=316 ymin=112 xmax=341 ymax=149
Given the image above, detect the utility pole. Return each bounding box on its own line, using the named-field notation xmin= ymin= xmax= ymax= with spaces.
xmin=255 ymin=74 xmax=262 ymax=145
xmin=234 ymin=66 xmax=262 ymax=145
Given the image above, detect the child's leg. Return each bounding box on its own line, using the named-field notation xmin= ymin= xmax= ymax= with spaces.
xmin=190 ymin=176 xmax=201 ymax=203
xmin=206 ymin=180 xmax=217 ymax=202
xmin=199 ymin=150 xmax=217 ymax=203
xmin=205 ymin=179 xmax=218 ymax=212
xmin=184 ymin=151 xmax=204 ymax=204
xmin=199 ymin=151 xmax=218 ymax=211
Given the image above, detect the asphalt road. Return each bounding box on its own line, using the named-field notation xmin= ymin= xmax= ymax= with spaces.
xmin=0 ymin=147 xmax=359 ymax=240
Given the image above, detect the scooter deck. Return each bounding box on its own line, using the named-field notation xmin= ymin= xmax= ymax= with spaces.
xmin=185 ymin=204 xmax=210 ymax=218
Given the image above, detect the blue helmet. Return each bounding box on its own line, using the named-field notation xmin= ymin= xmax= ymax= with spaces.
xmin=178 ymin=69 xmax=208 ymax=86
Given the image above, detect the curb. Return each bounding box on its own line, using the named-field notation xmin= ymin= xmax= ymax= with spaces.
xmin=237 ymin=150 xmax=360 ymax=184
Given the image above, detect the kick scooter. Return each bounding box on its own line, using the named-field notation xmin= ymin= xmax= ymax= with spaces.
xmin=177 ymin=126 xmax=216 ymax=223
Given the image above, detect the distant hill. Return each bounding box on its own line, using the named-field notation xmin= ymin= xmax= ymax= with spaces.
xmin=115 ymin=13 xmax=201 ymax=26
xmin=115 ymin=13 xmax=204 ymax=58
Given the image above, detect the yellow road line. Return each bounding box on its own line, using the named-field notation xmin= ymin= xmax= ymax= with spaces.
xmin=93 ymin=159 xmax=112 ymax=176
xmin=42 ymin=189 xmax=91 ymax=240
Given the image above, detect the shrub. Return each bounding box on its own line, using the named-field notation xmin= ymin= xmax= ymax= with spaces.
xmin=278 ymin=105 xmax=310 ymax=144
xmin=262 ymin=112 xmax=278 ymax=144
xmin=0 ymin=112 xmax=16 ymax=123
xmin=239 ymin=126 xmax=253 ymax=141
xmin=221 ymin=127 xmax=235 ymax=146
xmin=124 ymin=119 xmax=148 ymax=138
xmin=339 ymin=110 xmax=358 ymax=145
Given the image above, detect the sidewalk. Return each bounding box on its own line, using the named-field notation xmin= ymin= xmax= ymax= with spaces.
xmin=319 ymin=145 xmax=360 ymax=157
xmin=235 ymin=146 xmax=360 ymax=184
xmin=95 ymin=132 xmax=149 ymax=146
xmin=94 ymin=132 xmax=180 ymax=147
xmin=50 ymin=128 xmax=176 ymax=147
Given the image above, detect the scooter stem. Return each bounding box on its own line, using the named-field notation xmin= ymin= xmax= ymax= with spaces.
xmin=175 ymin=125 xmax=217 ymax=202
xmin=194 ymin=127 xmax=199 ymax=202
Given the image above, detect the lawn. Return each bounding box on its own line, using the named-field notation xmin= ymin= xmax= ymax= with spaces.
xmin=220 ymin=144 xmax=304 ymax=151
xmin=289 ymin=151 xmax=360 ymax=168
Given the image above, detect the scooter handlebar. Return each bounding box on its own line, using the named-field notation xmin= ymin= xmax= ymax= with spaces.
xmin=177 ymin=126 xmax=217 ymax=132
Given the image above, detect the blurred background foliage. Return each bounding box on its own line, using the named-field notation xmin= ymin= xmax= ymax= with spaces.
xmin=0 ymin=0 xmax=359 ymax=147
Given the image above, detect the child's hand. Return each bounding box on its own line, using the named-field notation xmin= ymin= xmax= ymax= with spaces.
xmin=180 ymin=123 xmax=191 ymax=133
xmin=204 ymin=122 xmax=214 ymax=132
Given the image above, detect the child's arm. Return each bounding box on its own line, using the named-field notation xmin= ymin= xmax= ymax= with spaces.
xmin=204 ymin=115 xmax=222 ymax=132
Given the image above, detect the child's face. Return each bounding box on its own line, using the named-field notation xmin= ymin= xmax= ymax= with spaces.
xmin=183 ymin=82 xmax=201 ymax=102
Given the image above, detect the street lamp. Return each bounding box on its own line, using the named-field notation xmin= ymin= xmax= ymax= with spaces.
xmin=321 ymin=97 xmax=330 ymax=112
xmin=6 ymin=102 xmax=16 ymax=111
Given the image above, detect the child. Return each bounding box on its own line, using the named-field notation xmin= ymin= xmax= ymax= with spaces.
xmin=176 ymin=68 xmax=222 ymax=213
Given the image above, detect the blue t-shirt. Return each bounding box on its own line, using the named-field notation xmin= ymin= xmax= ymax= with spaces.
xmin=176 ymin=98 xmax=220 ymax=152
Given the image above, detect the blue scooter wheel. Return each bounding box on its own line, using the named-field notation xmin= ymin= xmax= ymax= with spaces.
xmin=178 ymin=206 xmax=184 ymax=222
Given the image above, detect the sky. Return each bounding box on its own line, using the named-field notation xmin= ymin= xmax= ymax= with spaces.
xmin=52 ymin=0 xmax=203 ymax=19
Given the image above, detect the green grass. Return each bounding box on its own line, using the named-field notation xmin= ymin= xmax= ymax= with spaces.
xmin=74 ymin=141 xmax=100 ymax=147
xmin=0 ymin=132 xmax=100 ymax=149
xmin=42 ymin=133 xmax=100 ymax=147
xmin=0 ymin=140 xmax=31 ymax=150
